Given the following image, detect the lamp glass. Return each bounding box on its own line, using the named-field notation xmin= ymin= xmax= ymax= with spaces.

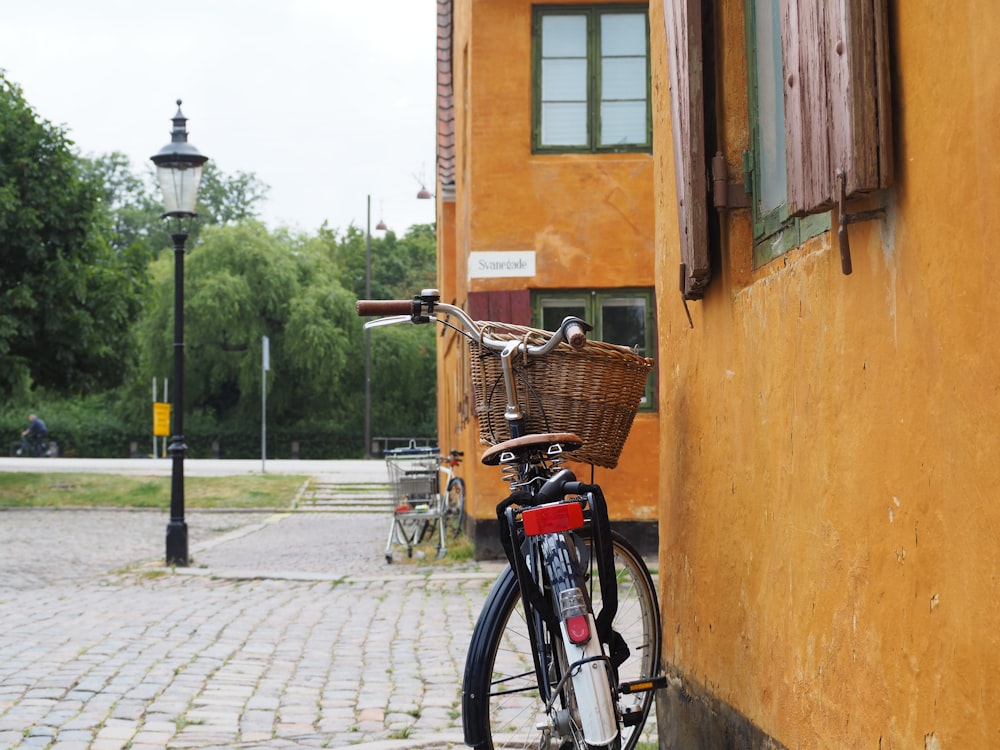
xmin=156 ymin=163 xmax=204 ymax=216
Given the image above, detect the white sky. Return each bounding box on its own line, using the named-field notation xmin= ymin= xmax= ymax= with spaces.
xmin=0 ymin=0 xmax=439 ymax=236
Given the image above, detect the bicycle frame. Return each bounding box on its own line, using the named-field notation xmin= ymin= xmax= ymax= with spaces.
xmin=495 ymin=475 xmax=620 ymax=653
xmin=439 ymin=449 xmax=463 ymax=488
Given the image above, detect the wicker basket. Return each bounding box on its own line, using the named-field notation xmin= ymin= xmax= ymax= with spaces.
xmin=470 ymin=322 xmax=654 ymax=469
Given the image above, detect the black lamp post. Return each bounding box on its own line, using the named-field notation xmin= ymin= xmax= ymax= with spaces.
xmin=151 ymin=100 xmax=208 ymax=566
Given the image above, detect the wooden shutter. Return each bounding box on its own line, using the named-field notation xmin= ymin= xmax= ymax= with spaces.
xmin=663 ymin=0 xmax=710 ymax=299
xmin=782 ymin=0 xmax=832 ymax=214
xmin=782 ymin=0 xmax=893 ymax=216
xmin=828 ymin=0 xmax=893 ymax=195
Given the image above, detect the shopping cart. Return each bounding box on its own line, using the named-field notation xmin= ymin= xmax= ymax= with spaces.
xmin=383 ymin=444 xmax=447 ymax=562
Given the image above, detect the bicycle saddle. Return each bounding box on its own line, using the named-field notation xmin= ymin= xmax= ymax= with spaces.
xmin=480 ymin=432 xmax=584 ymax=466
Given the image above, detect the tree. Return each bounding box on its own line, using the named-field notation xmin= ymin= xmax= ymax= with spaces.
xmin=324 ymin=221 xmax=437 ymax=301
xmin=0 ymin=73 xmax=145 ymax=398
xmin=196 ymin=163 xmax=270 ymax=225
xmin=375 ymin=223 xmax=437 ymax=299
xmin=82 ymin=151 xmax=162 ymax=257
xmin=134 ymin=221 xmax=437 ymax=445
xmin=369 ymin=323 xmax=437 ymax=436
xmin=81 ymin=153 xmax=271 ymax=262
xmin=319 ymin=221 xmax=439 ymax=436
xmin=138 ymin=223 xmax=357 ymax=424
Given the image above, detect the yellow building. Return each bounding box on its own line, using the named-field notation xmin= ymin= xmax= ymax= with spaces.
xmin=650 ymin=0 xmax=1000 ymax=747
xmin=430 ymin=0 xmax=660 ymax=559
xmin=431 ymin=0 xmax=999 ymax=746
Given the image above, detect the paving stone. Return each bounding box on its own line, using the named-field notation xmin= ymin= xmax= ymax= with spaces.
xmin=0 ymin=468 xmax=569 ymax=750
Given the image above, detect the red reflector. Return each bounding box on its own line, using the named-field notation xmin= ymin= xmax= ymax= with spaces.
xmin=522 ymin=503 xmax=584 ymax=536
xmin=566 ymin=615 xmax=591 ymax=644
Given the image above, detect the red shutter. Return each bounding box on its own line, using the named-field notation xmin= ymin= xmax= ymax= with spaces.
xmin=468 ymin=290 xmax=532 ymax=325
xmin=783 ymin=0 xmax=893 ymax=216
xmin=663 ymin=0 xmax=711 ymax=299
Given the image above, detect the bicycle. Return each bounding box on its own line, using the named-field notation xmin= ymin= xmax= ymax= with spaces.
xmin=358 ymin=290 xmax=664 ymax=750
xmin=412 ymin=449 xmax=466 ymax=547
xmin=438 ymin=449 xmax=466 ymax=539
xmin=9 ymin=437 xmax=52 ymax=457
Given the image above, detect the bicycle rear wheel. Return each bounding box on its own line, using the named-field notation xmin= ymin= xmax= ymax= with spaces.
xmin=445 ymin=477 xmax=466 ymax=538
xmin=462 ymin=531 xmax=660 ymax=750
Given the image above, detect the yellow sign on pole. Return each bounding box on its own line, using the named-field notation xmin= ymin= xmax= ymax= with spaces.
xmin=153 ymin=402 xmax=172 ymax=437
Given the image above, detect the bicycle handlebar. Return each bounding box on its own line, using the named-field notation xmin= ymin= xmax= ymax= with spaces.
xmin=356 ymin=290 xmax=590 ymax=355
xmin=356 ymin=299 xmax=418 ymax=317
xmin=563 ymin=320 xmax=587 ymax=349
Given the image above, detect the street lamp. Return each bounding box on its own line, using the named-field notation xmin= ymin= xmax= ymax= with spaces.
xmin=364 ymin=195 xmax=388 ymax=459
xmin=151 ymin=100 xmax=208 ymax=566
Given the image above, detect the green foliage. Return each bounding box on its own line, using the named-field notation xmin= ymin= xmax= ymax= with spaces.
xmin=80 ymin=152 xmax=271 ymax=264
xmin=0 ymin=393 xmax=132 ymax=457
xmin=369 ymin=324 xmax=437 ymax=436
xmin=81 ymin=151 xmax=165 ymax=259
xmin=0 ymin=73 xmax=437 ymax=456
xmin=376 ymin=223 xmax=437 ymax=299
xmin=196 ymin=162 xmax=270 ymax=226
xmin=138 ymin=223 xmax=350 ymax=424
xmin=323 ymin=221 xmax=437 ymax=301
xmin=129 ymin=221 xmax=437 ymax=455
xmin=0 ymin=73 xmax=145 ymax=399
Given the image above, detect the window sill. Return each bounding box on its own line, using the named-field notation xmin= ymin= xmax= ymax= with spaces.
xmin=752 ymin=212 xmax=831 ymax=268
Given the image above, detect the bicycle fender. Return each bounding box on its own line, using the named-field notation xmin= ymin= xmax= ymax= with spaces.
xmin=559 ymin=617 xmax=620 ymax=746
xmin=541 ymin=533 xmax=619 ymax=747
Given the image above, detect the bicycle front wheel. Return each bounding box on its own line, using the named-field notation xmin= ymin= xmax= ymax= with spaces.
xmin=462 ymin=531 xmax=660 ymax=750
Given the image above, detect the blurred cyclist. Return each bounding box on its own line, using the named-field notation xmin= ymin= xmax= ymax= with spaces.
xmin=17 ymin=414 xmax=48 ymax=457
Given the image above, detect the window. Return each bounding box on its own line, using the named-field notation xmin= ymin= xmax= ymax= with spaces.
xmin=535 ymin=289 xmax=655 ymax=408
xmin=664 ymin=0 xmax=891 ymax=288
xmin=533 ymin=6 xmax=651 ymax=153
xmin=746 ymin=0 xmax=830 ymax=266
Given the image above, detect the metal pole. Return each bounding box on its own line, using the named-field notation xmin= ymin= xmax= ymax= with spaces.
xmin=262 ymin=335 xmax=269 ymax=473
xmin=165 ymin=231 xmax=189 ymax=566
xmin=262 ymin=358 xmax=267 ymax=473
xmin=364 ymin=194 xmax=372 ymax=460
xmin=162 ymin=378 xmax=168 ymax=458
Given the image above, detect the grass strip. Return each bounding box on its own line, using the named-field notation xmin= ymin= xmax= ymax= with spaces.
xmin=0 ymin=472 xmax=307 ymax=510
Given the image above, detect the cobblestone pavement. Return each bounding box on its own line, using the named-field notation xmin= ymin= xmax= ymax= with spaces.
xmin=0 ymin=462 xmax=501 ymax=750
xmin=0 ymin=460 xmax=659 ymax=750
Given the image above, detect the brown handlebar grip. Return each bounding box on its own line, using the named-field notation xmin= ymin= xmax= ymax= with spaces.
xmin=356 ymin=300 xmax=415 ymax=316
xmin=565 ymin=322 xmax=587 ymax=349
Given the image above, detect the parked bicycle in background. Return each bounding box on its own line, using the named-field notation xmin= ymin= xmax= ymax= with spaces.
xmin=382 ymin=445 xmax=465 ymax=561
xmin=358 ymin=290 xmax=664 ymax=750
xmin=439 ymin=449 xmax=465 ymax=539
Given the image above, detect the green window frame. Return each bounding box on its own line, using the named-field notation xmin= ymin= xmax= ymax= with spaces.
xmin=534 ymin=289 xmax=656 ymax=410
xmin=532 ymin=5 xmax=652 ymax=154
xmin=746 ymin=0 xmax=829 ymax=267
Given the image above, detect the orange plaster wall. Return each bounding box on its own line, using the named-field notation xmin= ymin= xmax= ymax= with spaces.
xmin=652 ymin=0 xmax=1000 ymax=747
xmin=464 ymin=0 xmax=655 ymax=291
xmin=440 ymin=0 xmax=660 ymax=527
